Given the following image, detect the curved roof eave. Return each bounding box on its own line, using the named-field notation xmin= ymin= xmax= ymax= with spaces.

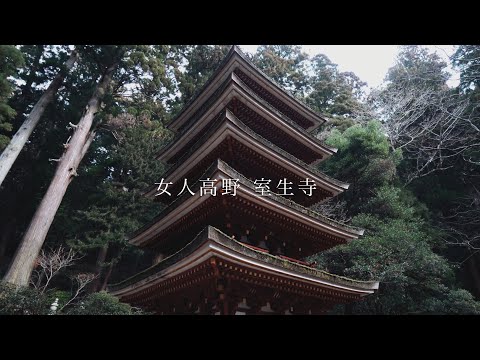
xmin=109 ymin=225 xmax=378 ymax=295
xmin=168 ymin=45 xmax=328 ymax=133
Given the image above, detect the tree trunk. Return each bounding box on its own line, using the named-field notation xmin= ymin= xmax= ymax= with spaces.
xmin=99 ymin=246 xmax=120 ymax=291
xmin=92 ymin=244 xmax=109 ymax=292
xmin=0 ymin=49 xmax=78 ymax=187
xmin=3 ymin=61 xmax=118 ymax=286
xmin=100 ymin=262 xmax=114 ymax=291
xmin=467 ymin=252 xmax=480 ymax=299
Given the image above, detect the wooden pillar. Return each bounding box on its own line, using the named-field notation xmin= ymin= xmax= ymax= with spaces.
xmin=222 ymin=294 xmax=229 ymax=315
xmin=219 ymin=276 xmax=236 ymax=315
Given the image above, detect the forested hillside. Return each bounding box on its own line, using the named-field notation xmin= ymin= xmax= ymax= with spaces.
xmin=0 ymin=45 xmax=479 ymax=314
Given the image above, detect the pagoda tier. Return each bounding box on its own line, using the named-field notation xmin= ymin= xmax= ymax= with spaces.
xmin=158 ymin=71 xmax=336 ymax=166
xmin=133 ymin=160 xmax=363 ymax=258
xmin=168 ymin=46 xmax=326 ymax=134
xmin=148 ymin=109 xmax=348 ymax=207
xmin=108 ymin=226 xmax=379 ymax=315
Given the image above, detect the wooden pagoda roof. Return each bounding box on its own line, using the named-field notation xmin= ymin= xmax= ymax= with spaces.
xmin=109 ymin=226 xmax=378 ymax=306
xmin=157 ymin=71 xmax=336 ymax=165
xmin=167 ymin=46 xmax=327 ymax=133
xmin=146 ymin=109 xmax=348 ymax=202
xmin=132 ymin=159 xmax=363 ymax=250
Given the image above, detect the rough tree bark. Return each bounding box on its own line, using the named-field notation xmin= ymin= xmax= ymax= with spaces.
xmin=3 ymin=61 xmax=118 ymax=286
xmin=0 ymin=49 xmax=78 ymax=187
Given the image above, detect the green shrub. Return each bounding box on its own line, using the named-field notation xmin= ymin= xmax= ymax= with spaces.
xmin=0 ymin=281 xmax=49 ymax=315
xmin=66 ymin=291 xmax=144 ymax=315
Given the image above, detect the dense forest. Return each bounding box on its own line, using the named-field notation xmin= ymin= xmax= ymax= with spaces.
xmin=0 ymin=45 xmax=479 ymax=314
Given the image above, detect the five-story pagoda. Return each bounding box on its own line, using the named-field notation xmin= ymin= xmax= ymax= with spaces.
xmin=108 ymin=46 xmax=379 ymax=315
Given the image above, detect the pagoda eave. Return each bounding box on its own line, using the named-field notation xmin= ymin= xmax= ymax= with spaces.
xmin=109 ymin=226 xmax=378 ymax=314
xmin=157 ymin=78 xmax=336 ymax=165
xmin=147 ymin=110 xmax=348 ymax=205
xmin=132 ymin=159 xmax=363 ymax=251
xmin=167 ymin=46 xmax=327 ymax=134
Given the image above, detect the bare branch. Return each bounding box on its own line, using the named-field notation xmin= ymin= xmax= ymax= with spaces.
xmin=29 ymin=246 xmax=82 ymax=293
xmin=311 ymin=199 xmax=352 ymax=223
xmin=438 ymin=187 xmax=480 ymax=250
xmin=370 ymin=84 xmax=480 ymax=184
xmin=59 ymin=273 xmax=98 ymax=311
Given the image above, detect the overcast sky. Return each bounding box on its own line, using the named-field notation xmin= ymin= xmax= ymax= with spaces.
xmin=239 ymin=45 xmax=458 ymax=90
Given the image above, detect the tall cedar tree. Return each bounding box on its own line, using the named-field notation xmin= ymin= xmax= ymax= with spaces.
xmin=4 ymin=45 xmax=177 ymax=285
xmin=0 ymin=48 xmax=78 ymax=186
xmin=4 ymin=47 xmax=123 ymax=286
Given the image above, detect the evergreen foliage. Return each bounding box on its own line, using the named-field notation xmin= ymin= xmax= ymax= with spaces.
xmin=0 ymin=282 xmax=140 ymax=315
xmin=65 ymin=291 xmax=144 ymax=315
xmin=0 ymin=45 xmax=24 ymax=150
xmin=1 ymin=45 xmax=479 ymax=314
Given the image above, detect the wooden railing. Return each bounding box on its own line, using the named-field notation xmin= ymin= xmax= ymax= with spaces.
xmin=241 ymin=243 xmax=314 ymax=267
